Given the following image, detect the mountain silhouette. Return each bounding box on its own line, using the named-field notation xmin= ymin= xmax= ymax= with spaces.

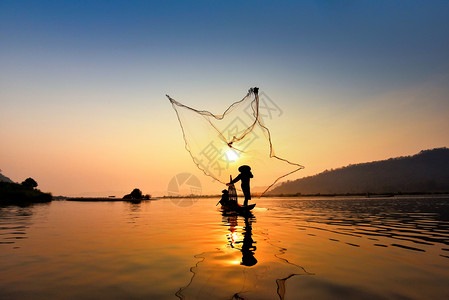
xmin=269 ymin=148 xmax=449 ymax=195
xmin=0 ymin=171 xmax=14 ymax=183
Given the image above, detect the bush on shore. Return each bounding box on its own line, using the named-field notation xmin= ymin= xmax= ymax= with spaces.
xmin=0 ymin=181 xmax=52 ymax=203
xmin=123 ymin=188 xmax=151 ymax=200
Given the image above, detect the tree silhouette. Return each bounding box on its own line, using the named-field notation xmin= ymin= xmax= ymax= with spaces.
xmin=130 ymin=188 xmax=142 ymax=199
xmin=122 ymin=188 xmax=150 ymax=200
xmin=21 ymin=177 xmax=38 ymax=189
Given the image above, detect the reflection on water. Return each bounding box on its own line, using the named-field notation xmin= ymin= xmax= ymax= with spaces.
xmin=222 ymin=211 xmax=257 ymax=266
xmin=125 ymin=201 xmax=144 ymax=226
xmin=273 ymin=197 xmax=449 ymax=255
xmin=176 ymin=209 xmax=313 ymax=299
xmin=0 ymin=203 xmax=49 ymax=248
xmin=1 ymin=197 xmax=449 ymax=299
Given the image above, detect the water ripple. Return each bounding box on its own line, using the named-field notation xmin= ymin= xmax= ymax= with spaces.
xmin=270 ymin=197 xmax=449 ymax=256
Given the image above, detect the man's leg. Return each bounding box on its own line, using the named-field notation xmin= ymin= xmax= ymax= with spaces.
xmin=243 ymin=191 xmax=250 ymax=206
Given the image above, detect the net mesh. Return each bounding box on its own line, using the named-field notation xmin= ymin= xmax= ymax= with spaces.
xmin=166 ymin=87 xmax=304 ymax=196
xmin=228 ymin=176 xmax=238 ymax=202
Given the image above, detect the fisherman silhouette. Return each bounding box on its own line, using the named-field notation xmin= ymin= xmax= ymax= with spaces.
xmin=229 ymin=165 xmax=253 ymax=207
xmin=219 ymin=189 xmax=230 ymax=206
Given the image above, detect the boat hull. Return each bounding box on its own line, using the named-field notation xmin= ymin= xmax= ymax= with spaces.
xmin=221 ymin=203 xmax=256 ymax=213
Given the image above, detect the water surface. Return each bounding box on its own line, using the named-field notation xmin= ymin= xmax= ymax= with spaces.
xmin=1 ymin=196 xmax=449 ymax=299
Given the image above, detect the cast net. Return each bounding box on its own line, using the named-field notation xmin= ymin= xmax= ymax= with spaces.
xmin=228 ymin=176 xmax=238 ymax=202
xmin=166 ymin=87 xmax=304 ymax=196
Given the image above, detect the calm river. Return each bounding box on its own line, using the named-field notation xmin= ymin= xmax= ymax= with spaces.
xmin=1 ymin=196 xmax=449 ymax=299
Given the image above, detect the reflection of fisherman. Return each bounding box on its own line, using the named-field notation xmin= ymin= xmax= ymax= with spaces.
xmin=222 ymin=211 xmax=257 ymax=267
xmin=229 ymin=165 xmax=253 ymax=206
xmin=240 ymin=215 xmax=257 ymax=266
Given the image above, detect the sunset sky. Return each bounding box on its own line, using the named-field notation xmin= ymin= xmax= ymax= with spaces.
xmin=1 ymin=1 xmax=448 ymax=196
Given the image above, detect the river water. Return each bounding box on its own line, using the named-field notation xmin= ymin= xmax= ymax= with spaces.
xmin=1 ymin=196 xmax=449 ymax=299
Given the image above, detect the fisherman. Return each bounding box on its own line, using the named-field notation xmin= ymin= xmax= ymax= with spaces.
xmin=229 ymin=165 xmax=253 ymax=206
xmin=219 ymin=189 xmax=230 ymax=206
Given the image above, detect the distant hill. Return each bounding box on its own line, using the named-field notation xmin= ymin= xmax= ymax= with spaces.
xmin=269 ymin=148 xmax=449 ymax=195
xmin=0 ymin=171 xmax=14 ymax=183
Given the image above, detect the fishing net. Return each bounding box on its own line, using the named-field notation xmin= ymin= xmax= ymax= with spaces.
xmin=166 ymin=87 xmax=304 ymax=196
xmin=228 ymin=176 xmax=238 ymax=202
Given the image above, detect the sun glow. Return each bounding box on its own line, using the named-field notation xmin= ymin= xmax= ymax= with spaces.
xmin=225 ymin=149 xmax=239 ymax=162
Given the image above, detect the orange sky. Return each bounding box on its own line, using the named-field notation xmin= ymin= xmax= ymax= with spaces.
xmin=1 ymin=76 xmax=448 ymax=196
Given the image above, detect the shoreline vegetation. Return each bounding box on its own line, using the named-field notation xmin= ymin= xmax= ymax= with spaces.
xmin=263 ymin=191 xmax=449 ymax=198
xmin=167 ymin=191 xmax=449 ymax=198
xmin=57 ymin=188 xmax=153 ymax=202
xmin=61 ymin=197 xmax=156 ymax=202
xmin=54 ymin=191 xmax=449 ymax=202
xmin=0 ymin=181 xmax=52 ymax=204
xmin=4 ymin=191 xmax=449 ymax=204
xmin=58 ymin=191 xmax=449 ymax=202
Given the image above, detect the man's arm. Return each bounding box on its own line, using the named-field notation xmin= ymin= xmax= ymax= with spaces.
xmin=230 ymin=174 xmax=241 ymax=184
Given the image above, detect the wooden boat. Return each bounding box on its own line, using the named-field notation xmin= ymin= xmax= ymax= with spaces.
xmin=221 ymin=203 xmax=256 ymax=212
